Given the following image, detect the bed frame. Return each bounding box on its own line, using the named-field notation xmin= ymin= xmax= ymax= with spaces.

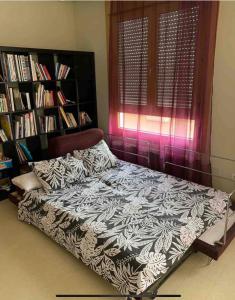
xmin=15 ymin=128 xmax=235 ymax=299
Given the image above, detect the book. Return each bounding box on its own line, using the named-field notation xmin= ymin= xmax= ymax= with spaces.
xmin=0 ymin=115 xmax=13 ymax=140
xmin=0 ymin=129 xmax=8 ymax=142
xmin=39 ymin=115 xmax=57 ymax=133
xmin=55 ymin=63 xmax=71 ymax=79
xmin=59 ymin=107 xmax=71 ymax=128
xmin=42 ymin=65 xmax=52 ymax=80
xmin=15 ymin=143 xmax=28 ymax=164
xmin=57 ymin=90 xmax=67 ymax=105
xmin=66 ymin=112 xmax=78 ymax=128
xmin=8 ymin=88 xmax=15 ymax=111
xmin=35 ymin=84 xmax=55 ymax=108
xmin=14 ymin=111 xmax=37 ymax=139
xmin=29 ymin=54 xmax=37 ymax=81
xmin=0 ymin=94 xmax=8 ymax=113
xmin=21 ymin=92 xmax=32 ymax=110
xmin=3 ymin=53 xmax=31 ymax=82
xmin=79 ymin=111 xmax=92 ymax=126
xmin=13 ymin=88 xmax=24 ymax=110
xmin=18 ymin=143 xmax=33 ymax=161
xmin=30 ymin=58 xmax=52 ymax=81
xmin=8 ymin=87 xmax=32 ymax=112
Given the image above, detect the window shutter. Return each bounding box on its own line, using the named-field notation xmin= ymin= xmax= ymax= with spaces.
xmin=118 ymin=17 xmax=148 ymax=106
xmin=157 ymin=6 xmax=199 ymax=109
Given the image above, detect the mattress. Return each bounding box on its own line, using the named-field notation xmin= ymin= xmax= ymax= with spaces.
xmin=18 ymin=160 xmax=229 ymax=294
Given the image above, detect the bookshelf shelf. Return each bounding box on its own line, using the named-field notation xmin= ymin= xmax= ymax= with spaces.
xmin=63 ymin=103 xmax=77 ymax=107
xmin=15 ymin=135 xmax=36 ymax=141
xmin=12 ymin=109 xmax=33 ymax=114
xmin=40 ymin=129 xmax=61 ymax=135
xmin=37 ymin=106 xmax=58 ymax=110
xmin=0 ymin=112 xmax=10 ymax=116
xmin=0 ymin=46 xmax=97 ymax=196
xmin=64 ymin=126 xmax=79 ymax=131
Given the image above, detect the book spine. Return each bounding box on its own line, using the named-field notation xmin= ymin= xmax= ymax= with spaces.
xmin=59 ymin=106 xmax=70 ymax=128
xmin=43 ymin=65 xmax=51 ymax=80
xmin=39 ymin=64 xmax=47 ymax=80
xmin=25 ymin=56 xmax=31 ymax=81
xmin=14 ymin=55 xmax=21 ymax=81
xmin=64 ymin=67 xmax=71 ymax=79
xmin=29 ymin=55 xmax=37 ymax=81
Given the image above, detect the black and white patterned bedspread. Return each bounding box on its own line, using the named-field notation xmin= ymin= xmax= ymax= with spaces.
xmin=18 ymin=160 xmax=228 ymax=294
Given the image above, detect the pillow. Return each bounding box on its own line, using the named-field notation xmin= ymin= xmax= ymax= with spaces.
xmin=63 ymin=155 xmax=89 ymax=180
xmin=32 ymin=155 xmax=87 ymax=193
xmin=73 ymin=140 xmax=117 ymax=174
xmin=12 ymin=172 xmax=42 ymax=192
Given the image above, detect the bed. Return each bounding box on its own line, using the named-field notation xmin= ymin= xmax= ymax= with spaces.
xmin=18 ymin=128 xmax=230 ymax=296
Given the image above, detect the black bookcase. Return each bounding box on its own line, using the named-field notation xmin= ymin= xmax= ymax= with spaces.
xmin=0 ymin=46 xmax=98 ymax=198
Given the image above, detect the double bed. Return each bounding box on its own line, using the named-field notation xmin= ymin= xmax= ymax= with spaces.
xmin=17 ymin=129 xmax=230 ymax=296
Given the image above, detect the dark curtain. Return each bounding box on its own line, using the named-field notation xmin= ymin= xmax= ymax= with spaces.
xmin=109 ymin=1 xmax=219 ymax=185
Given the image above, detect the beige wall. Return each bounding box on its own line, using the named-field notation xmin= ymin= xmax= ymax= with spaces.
xmin=75 ymin=1 xmax=109 ymax=132
xmin=211 ymin=2 xmax=235 ymax=192
xmin=0 ymin=2 xmax=77 ymax=50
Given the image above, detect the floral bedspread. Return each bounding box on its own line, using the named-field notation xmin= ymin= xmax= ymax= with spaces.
xmin=18 ymin=160 xmax=228 ymax=294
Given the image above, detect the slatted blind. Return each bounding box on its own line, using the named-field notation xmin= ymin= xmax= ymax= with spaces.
xmin=118 ymin=17 xmax=148 ymax=106
xmin=157 ymin=7 xmax=199 ymax=109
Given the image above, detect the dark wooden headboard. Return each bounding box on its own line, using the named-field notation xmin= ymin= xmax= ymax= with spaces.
xmin=48 ymin=128 xmax=104 ymax=158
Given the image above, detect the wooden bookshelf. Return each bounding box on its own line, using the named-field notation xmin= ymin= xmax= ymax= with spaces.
xmin=0 ymin=46 xmax=98 ymax=197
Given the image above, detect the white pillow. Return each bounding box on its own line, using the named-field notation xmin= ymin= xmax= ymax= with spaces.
xmin=12 ymin=172 xmax=42 ymax=192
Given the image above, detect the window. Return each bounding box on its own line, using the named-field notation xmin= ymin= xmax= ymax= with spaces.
xmin=119 ymin=17 xmax=148 ymax=106
xmin=157 ymin=7 xmax=199 ymax=109
xmin=118 ymin=112 xmax=195 ymax=139
xmin=109 ymin=1 xmax=218 ymax=183
xmin=116 ymin=5 xmax=199 ymax=139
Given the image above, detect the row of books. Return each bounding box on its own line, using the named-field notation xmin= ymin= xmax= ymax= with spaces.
xmin=59 ymin=107 xmax=77 ymax=128
xmin=0 ymin=129 xmax=8 ymax=142
xmin=16 ymin=142 xmax=33 ymax=164
xmin=0 ymin=94 xmax=8 ymax=113
xmin=0 ymin=89 xmax=31 ymax=112
xmin=8 ymin=88 xmax=31 ymax=111
xmin=14 ymin=112 xmax=37 ymax=139
xmin=0 ymin=109 xmax=92 ymax=141
xmin=35 ymin=84 xmax=55 ymax=108
xmin=57 ymin=90 xmax=75 ymax=106
xmin=1 ymin=86 xmax=76 ymax=111
xmin=36 ymin=84 xmax=76 ymax=108
xmin=1 ymin=53 xmax=72 ymax=82
xmin=79 ymin=111 xmax=92 ymax=126
xmin=2 ymin=53 xmax=31 ymax=82
xmin=57 ymin=90 xmax=67 ymax=105
xmin=30 ymin=55 xmax=52 ymax=81
xmin=39 ymin=115 xmax=57 ymax=133
xmin=55 ymin=63 xmax=70 ymax=80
